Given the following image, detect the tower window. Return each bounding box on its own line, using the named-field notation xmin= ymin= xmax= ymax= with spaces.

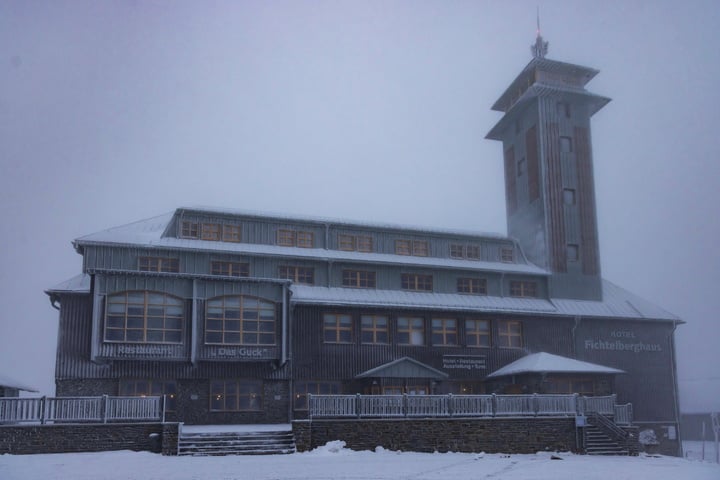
xmin=567 ymin=244 xmax=579 ymax=262
xmin=557 ymin=101 xmax=571 ymax=118
xmin=563 ymin=188 xmax=576 ymax=205
xmin=517 ymin=158 xmax=526 ymax=177
xmin=560 ymin=136 xmax=573 ymax=153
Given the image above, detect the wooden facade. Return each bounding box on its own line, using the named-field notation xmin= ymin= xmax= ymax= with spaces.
xmin=47 ymin=49 xmax=682 ymax=454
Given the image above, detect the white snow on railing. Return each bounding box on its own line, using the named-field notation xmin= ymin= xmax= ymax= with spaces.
xmin=0 ymin=396 xmax=163 ymax=424
xmin=309 ymin=394 xmax=623 ymax=420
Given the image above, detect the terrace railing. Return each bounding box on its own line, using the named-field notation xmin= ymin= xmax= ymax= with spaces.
xmin=309 ymin=394 xmax=625 ymax=422
xmin=0 ymin=396 xmax=164 ymax=424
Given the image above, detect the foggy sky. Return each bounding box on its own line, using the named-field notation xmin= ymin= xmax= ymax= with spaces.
xmin=1 ymin=1 xmax=718 ymax=411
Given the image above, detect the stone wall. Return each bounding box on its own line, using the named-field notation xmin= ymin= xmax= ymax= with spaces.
xmin=293 ymin=417 xmax=577 ymax=454
xmin=0 ymin=423 xmax=179 ymax=456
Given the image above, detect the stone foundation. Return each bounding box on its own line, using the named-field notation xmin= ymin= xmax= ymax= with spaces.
xmin=0 ymin=423 xmax=179 ymax=456
xmin=293 ymin=417 xmax=577 ymax=453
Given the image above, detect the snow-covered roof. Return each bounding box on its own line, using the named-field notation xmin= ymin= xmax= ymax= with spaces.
xmin=356 ymin=357 xmax=449 ymax=380
xmin=290 ymin=285 xmax=556 ymax=314
xmin=73 ymin=211 xmax=547 ymax=276
xmin=486 ymin=352 xmax=625 ymax=378
xmin=178 ymin=206 xmax=509 ymax=240
xmin=46 ymin=273 xmax=91 ymax=294
xmin=291 ymin=280 xmax=679 ymax=321
xmin=0 ymin=373 xmax=38 ymax=392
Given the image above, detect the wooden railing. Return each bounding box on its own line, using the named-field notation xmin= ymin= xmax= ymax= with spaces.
xmin=0 ymin=396 xmax=165 ymax=424
xmin=309 ymin=394 xmax=627 ymax=421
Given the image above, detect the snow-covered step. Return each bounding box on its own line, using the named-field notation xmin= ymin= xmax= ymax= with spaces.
xmin=178 ymin=429 xmax=296 ymax=456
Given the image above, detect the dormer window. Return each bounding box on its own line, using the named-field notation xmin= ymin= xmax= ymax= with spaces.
xmin=500 ymin=247 xmax=514 ymax=263
xmin=277 ymin=229 xmax=314 ymax=248
xmin=139 ymin=256 xmax=179 ymax=273
xmin=396 ymin=239 xmax=429 ymax=257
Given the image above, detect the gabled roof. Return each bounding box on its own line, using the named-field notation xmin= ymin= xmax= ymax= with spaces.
xmin=72 ymin=210 xmax=547 ymax=276
xmin=356 ymin=357 xmax=449 ymax=380
xmin=486 ymin=352 xmax=625 ymax=379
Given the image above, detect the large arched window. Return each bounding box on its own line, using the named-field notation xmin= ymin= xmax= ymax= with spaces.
xmin=105 ymin=291 xmax=184 ymax=344
xmin=205 ymin=296 xmax=276 ymax=346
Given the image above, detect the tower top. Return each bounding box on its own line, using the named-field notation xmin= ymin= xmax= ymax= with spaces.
xmin=531 ymin=8 xmax=549 ymax=58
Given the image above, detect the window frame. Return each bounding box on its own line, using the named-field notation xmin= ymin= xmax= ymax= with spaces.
xmin=222 ymin=224 xmax=241 ymax=243
xmin=457 ymin=277 xmax=487 ymax=295
xmin=278 ymin=265 xmax=315 ymax=285
xmin=293 ymin=381 xmax=341 ymax=410
xmin=104 ymin=291 xmax=184 ymax=344
xmin=204 ymin=295 xmax=276 ymax=346
xmin=342 ymin=269 xmax=377 ymax=288
xmin=201 ymin=223 xmax=221 ymax=241
xmin=500 ymin=247 xmax=514 ymax=263
xmin=323 ymin=313 xmax=353 ymax=344
xmin=497 ymin=320 xmax=523 ymax=349
xmin=465 ymin=319 xmax=491 ymax=348
xmin=431 ymin=318 xmax=458 ymax=346
xmin=509 ymin=280 xmax=538 ymax=298
xmin=397 ymin=316 xmax=425 ymax=346
xmin=210 ymin=261 xmax=250 ymax=277
xmin=119 ymin=379 xmax=177 ymax=412
xmin=360 ymin=315 xmax=389 ymax=344
xmin=401 ymin=273 xmax=433 ymax=292
xmin=138 ymin=256 xmax=179 ymax=273
xmin=180 ymin=221 xmax=199 ymax=239
xmin=210 ymin=380 xmax=263 ymax=412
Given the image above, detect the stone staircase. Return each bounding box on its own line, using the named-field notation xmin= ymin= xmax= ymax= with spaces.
xmin=178 ymin=429 xmax=296 ymax=456
xmin=583 ymin=425 xmax=629 ymax=455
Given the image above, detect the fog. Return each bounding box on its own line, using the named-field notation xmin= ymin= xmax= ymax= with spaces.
xmin=0 ymin=1 xmax=718 ymax=412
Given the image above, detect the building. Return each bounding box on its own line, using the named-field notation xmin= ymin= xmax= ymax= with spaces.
xmin=46 ymin=35 xmax=682 ymax=454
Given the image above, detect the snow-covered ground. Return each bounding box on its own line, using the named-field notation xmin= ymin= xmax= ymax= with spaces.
xmin=2 ymin=441 xmax=720 ymax=480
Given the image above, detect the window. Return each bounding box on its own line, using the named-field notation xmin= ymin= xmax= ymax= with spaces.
xmin=222 ymin=225 xmax=241 ymax=243
xmin=560 ymin=136 xmax=573 ymax=153
xmin=500 ymin=247 xmax=514 ymax=263
xmin=563 ymin=188 xmax=576 ymax=205
xmin=211 ymin=261 xmax=250 ymax=277
xmin=450 ymin=244 xmax=464 ymax=258
xmin=432 ymin=318 xmax=458 ymax=346
xmin=278 ymin=266 xmax=315 ymax=285
xmin=457 ymin=278 xmax=487 ymax=295
xmin=323 ymin=314 xmax=353 ymax=343
xmin=396 ymin=239 xmax=429 ymax=257
xmin=297 ymin=231 xmax=314 ymax=248
xmin=120 ymin=380 xmax=177 ymax=412
xmin=356 ymin=235 xmax=373 ymax=252
xmin=338 ymin=234 xmax=373 ymax=252
xmin=466 ymin=319 xmax=491 ymax=348
xmin=557 ymin=101 xmax=571 ymax=118
xmin=466 ymin=245 xmax=481 ymax=260
xmin=210 ymin=380 xmax=262 ymax=411
xmin=397 ymin=317 xmax=424 ymax=345
xmin=567 ymin=244 xmax=579 ymax=262
xmin=277 ymin=229 xmax=295 ymax=246
xmin=105 ymin=291 xmax=183 ymax=344
xmin=294 ymin=382 xmax=340 ymax=410
xmin=360 ymin=315 xmax=388 ymax=344
xmin=395 ymin=239 xmax=412 ymax=255
xmin=338 ymin=234 xmax=355 ymax=251
xmin=342 ymin=270 xmax=376 ymax=288
xmin=201 ymin=223 xmax=221 ymax=241
xmin=498 ymin=320 xmax=523 ymax=348
xmin=138 ymin=256 xmax=179 ymax=273
xmin=517 ymin=157 xmax=526 ymax=177
xmin=277 ymin=229 xmax=314 ymax=248
xmin=401 ymin=273 xmax=433 ymax=292
xmin=181 ymin=221 xmax=199 ymax=239
xmin=509 ymin=281 xmax=537 ymax=298
xmin=205 ymin=296 xmax=275 ymax=345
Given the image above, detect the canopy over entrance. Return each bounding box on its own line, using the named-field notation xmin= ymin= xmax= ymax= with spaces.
xmin=356 ymin=357 xmax=449 ymax=380
xmin=487 ymin=352 xmax=624 ymax=379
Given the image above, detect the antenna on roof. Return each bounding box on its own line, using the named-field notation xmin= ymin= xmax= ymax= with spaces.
xmin=531 ymin=6 xmax=549 ymax=58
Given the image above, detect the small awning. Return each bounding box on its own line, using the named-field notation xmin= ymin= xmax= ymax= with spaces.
xmin=0 ymin=373 xmax=38 ymax=393
xmin=356 ymin=357 xmax=449 ymax=380
xmin=486 ymin=352 xmax=625 ymax=379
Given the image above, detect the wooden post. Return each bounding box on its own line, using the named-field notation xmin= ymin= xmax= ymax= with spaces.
xmin=102 ymin=394 xmax=108 ymax=424
xmin=40 ymin=396 xmax=46 ymax=425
